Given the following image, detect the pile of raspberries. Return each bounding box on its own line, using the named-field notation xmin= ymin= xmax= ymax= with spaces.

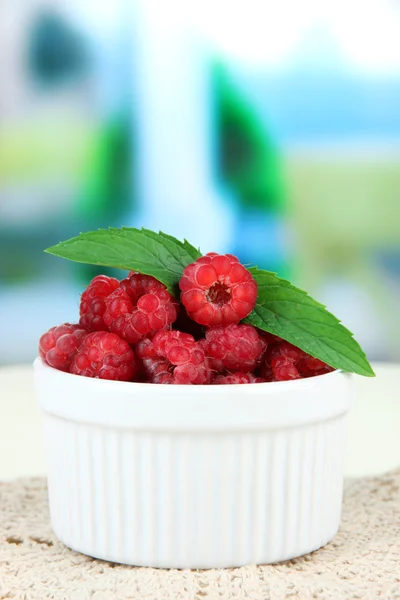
xmin=39 ymin=253 xmax=333 ymax=384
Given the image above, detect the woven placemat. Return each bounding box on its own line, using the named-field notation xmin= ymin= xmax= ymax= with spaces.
xmin=0 ymin=470 xmax=399 ymax=600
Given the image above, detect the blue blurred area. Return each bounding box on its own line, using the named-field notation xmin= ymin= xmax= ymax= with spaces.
xmin=242 ymin=72 xmax=400 ymax=142
xmin=0 ymin=0 xmax=399 ymax=363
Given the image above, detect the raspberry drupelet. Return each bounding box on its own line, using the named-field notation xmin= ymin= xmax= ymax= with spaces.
xmin=136 ymin=330 xmax=212 ymax=384
xmin=79 ymin=275 xmax=119 ymax=332
xmin=39 ymin=323 xmax=88 ymax=372
xmin=205 ymin=324 xmax=266 ymax=373
xmin=70 ymin=331 xmax=139 ymax=381
xmin=103 ymin=273 xmax=178 ymax=344
xmin=179 ymin=253 xmax=257 ymax=326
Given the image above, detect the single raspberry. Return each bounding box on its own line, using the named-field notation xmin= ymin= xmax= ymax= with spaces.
xmin=136 ymin=330 xmax=212 ymax=384
xmin=271 ymin=356 xmax=301 ymax=381
xmin=179 ymin=253 xmax=257 ymax=326
xmin=39 ymin=323 xmax=88 ymax=372
xmin=214 ymin=372 xmax=266 ymax=384
xmin=103 ymin=273 xmax=178 ymax=344
xmin=259 ymin=337 xmax=333 ymax=381
xmin=79 ymin=275 xmax=119 ymax=332
xmin=70 ymin=331 xmax=139 ymax=381
xmin=204 ymin=324 xmax=266 ymax=373
xmin=260 ymin=340 xmax=302 ymax=381
xmin=297 ymin=356 xmax=334 ymax=378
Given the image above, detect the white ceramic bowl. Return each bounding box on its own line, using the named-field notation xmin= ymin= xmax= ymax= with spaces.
xmin=34 ymin=357 xmax=353 ymax=569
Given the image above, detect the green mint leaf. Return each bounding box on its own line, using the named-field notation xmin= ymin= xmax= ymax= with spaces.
xmin=149 ymin=231 xmax=201 ymax=262
xmin=45 ymin=227 xmax=202 ymax=295
xmin=244 ymin=267 xmax=375 ymax=377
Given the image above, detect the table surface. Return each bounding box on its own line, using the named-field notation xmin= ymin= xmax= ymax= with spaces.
xmin=0 ymin=363 xmax=399 ymax=480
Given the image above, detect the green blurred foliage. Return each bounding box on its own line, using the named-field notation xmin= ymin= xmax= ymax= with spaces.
xmin=213 ymin=64 xmax=286 ymax=214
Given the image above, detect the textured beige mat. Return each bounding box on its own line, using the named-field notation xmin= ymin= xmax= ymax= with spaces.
xmin=0 ymin=470 xmax=399 ymax=600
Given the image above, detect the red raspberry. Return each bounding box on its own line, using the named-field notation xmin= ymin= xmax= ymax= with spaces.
xmin=214 ymin=372 xmax=266 ymax=384
xmin=259 ymin=337 xmax=333 ymax=381
xmin=260 ymin=340 xmax=302 ymax=381
xmin=103 ymin=273 xmax=178 ymax=344
xmin=70 ymin=331 xmax=139 ymax=381
xmin=79 ymin=275 xmax=119 ymax=332
xmin=271 ymin=356 xmax=301 ymax=381
xmin=136 ymin=330 xmax=212 ymax=384
xmin=179 ymin=253 xmax=257 ymax=326
xmin=297 ymin=356 xmax=334 ymax=378
xmin=205 ymin=324 xmax=266 ymax=373
xmin=39 ymin=323 xmax=88 ymax=372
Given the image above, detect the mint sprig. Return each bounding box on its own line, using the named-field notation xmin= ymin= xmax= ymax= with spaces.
xmin=45 ymin=228 xmax=201 ymax=295
xmin=244 ymin=268 xmax=374 ymax=377
xmin=45 ymin=228 xmax=374 ymax=377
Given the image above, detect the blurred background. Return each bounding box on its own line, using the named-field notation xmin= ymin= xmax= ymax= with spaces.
xmin=0 ymin=0 xmax=399 ymax=365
